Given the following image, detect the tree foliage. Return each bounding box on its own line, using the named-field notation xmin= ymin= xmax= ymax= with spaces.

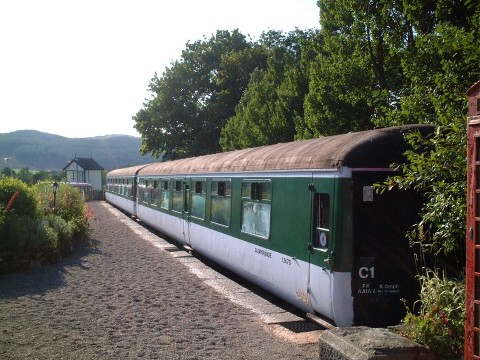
xmin=301 ymin=0 xmax=410 ymax=137
xmin=374 ymin=0 xmax=479 ymax=270
xmin=379 ymin=126 xmax=467 ymax=265
xmin=134 ymin=30 xmax=268 ymax=160
xmin=220 ymin=30 xmax=313 ymax=150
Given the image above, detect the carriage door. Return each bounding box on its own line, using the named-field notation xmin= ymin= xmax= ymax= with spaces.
xmin=183 ymin=182 xmax=190 ymax=217
xmin=311 ymin=192 xmax=331 ymax=253
xmin=465 ymin=80 xmax=480 ymax=360
xmin=133 ymin=177 xmax=138 ymax=215
xmin=307 ymin=181 xmax=334 ymax=317
xmin=183 ymin=181 xmax=192 ymax=246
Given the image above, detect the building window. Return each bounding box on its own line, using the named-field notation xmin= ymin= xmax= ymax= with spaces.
xmin=241 ymin=181 xmax=271 ymax=239
xmin=211 ymin=180 xmax=231 ymax=227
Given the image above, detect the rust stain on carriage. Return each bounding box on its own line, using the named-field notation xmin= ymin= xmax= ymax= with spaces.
xmin=107 ymin=125 xmax=433 ymax=177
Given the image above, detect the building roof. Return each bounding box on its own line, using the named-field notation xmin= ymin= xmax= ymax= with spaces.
xmin=63 ymin=157 xmax=104 ymax=171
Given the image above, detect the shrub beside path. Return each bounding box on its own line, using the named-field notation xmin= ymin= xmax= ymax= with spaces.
xmin=0 ymin=201 xmax=319 ymax=359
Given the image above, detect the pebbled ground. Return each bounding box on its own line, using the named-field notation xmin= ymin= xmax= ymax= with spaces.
xmin=0 ymin=201 xmax=319 ymax=359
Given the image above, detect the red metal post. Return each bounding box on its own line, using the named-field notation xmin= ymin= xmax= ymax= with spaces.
xmin=466 ymin=80 xmax=480 ymax=360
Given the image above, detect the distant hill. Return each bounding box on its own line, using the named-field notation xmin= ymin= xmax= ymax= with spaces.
xmin=0 ymin=130 xmax=159 ymax=171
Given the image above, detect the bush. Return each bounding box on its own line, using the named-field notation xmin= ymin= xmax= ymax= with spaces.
xmin=33 ymin=182 xmax=90 ymax=240
xmin=0 ymin=214 xmax=58 ymax=256
xmin=0 ymin=213 xmax=25 ymax=252
xmin=401 ymin=269 xmax=465 ymax=360
xmin=25 ymin=217 xmax=59 ymax=257
xmin=0 ymin=181 xmax=92 ymax=273
xmin=0 ymin=204 xmax=5 ymax=237
xmin=0 ymin=178 xmax=39 ymax=218
xmin=45 ymin=214 xmax=74 ymax=253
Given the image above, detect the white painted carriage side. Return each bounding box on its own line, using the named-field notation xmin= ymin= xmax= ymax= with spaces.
xmin=136 ymin=201 xmax=185 ymax=241
xmin=136 ymin=202 xmax=353 ymax=326
xmin=330 ymin=272 xmax=355 ymax=326
xmin=105 ymin=193 xmax=136 ymax=215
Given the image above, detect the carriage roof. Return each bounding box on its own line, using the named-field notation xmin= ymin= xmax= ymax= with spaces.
xmin=108 ymin=125 xmax=433 ymax=177
xmin=106 ymin=164 xmax=151 ymax=177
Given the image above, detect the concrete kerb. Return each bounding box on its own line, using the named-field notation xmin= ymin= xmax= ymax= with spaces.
xmin=318 ymin=327 xmax=435 ymax=360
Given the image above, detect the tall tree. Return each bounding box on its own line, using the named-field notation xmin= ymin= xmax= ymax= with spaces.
xmin=384 ymin=4 xmax=478 ymax=125
xmin=133 ymin=30 xmax=267 ymax=159
xmin=220 ymin=30 xmax=313 ymax=150
xmin=302 ymin=0 xmax=416 ymax=137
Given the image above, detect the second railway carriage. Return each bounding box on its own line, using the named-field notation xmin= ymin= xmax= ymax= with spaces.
xmin=105 ymin=125 xmax=433 ymax=327
xmin=106 ymin=164 xmax=150 ymax=214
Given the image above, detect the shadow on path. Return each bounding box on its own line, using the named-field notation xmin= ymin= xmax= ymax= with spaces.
xmin=0 ymin=239 xmax=101 ymax=300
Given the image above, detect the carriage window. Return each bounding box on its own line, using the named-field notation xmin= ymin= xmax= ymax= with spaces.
xmin=211 ymin=180 xmax=231 ymax=226
xmin=241 ymin=181 xmax=271 ymax=239
xmin=172 ymin=180 xmax=183 ymax=213
xmin=150 ymin=180 xmax=158 ymax=206
xmin=143 ymin=180 xmax=150 ymax=203
xmin=191 ymin=180 xmax=206 ymax=220
xmin=312 ymin=193 xmax=330 ymax=249
xmin=137 ymin=179 xmax=144 ymax=202
xmin=161 ymin=180 xmax=170 ymax=210
xmin=128 ymin=179 xmax=133 ymax=198
xmin=122 ymin=178 xmax=127 ymax=196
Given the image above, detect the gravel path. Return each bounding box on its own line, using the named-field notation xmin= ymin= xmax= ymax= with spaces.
xmin=0 ymin=201 xmax=319 ymax=359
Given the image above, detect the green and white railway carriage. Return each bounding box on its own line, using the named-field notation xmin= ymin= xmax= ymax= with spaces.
xmin=105 ymin=164 xmax=149 ymax=215
xmin=106 ymin=125 xmax=433 ymax=327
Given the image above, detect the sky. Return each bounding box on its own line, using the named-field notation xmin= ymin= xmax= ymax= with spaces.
xmin=0 ymin=0 xmax=320 ymax=139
